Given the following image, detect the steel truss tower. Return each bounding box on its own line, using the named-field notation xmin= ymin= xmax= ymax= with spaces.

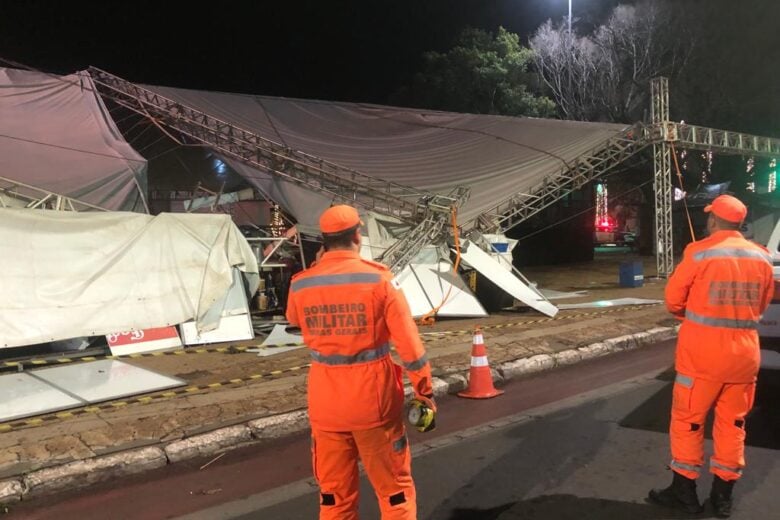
xmin=651 ymin=77 xmax=674 ymax=278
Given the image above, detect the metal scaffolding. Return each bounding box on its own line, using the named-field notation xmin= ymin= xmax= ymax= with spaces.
xmin=87 ymin=69 xmax=780 ymax=278
xmin=88 ymin=67 xmax=468 ymax=274
xmin=0 ymin=176 xmax=108 ymax=211
xmin=468 ymin=78 xmax=780 ymax=278
xmin=651 ymin=77 xmax=674 ymax=278
xmin=463 ymin=124 xmax=651 ymax=234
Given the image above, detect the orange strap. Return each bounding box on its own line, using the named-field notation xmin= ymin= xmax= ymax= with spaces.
xmin=417 ymin=206 xmax=460 ymax=326
xmin=670 ymin=142 xmax=696 ymax=242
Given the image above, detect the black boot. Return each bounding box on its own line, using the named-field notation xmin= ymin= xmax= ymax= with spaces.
xmin=648 ymin=471 xmax=704 ymax=514
xmin=709 ymin=476 xmax=735 ymax=518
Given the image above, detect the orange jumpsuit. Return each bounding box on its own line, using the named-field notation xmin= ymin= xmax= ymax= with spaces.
xmin=286 ymin=250 xmax=433 ymax=520
xmin=665 ymin=230 xmax=774 ymax=481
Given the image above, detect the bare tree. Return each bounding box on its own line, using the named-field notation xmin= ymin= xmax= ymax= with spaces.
xmin=531 ymin=20 xmax=599 ymax=120
xmin=531 ymin=1 xmax=694 ymax=122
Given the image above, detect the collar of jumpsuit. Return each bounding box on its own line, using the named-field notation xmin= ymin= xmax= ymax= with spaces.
xmin=706 ymin=230 xmax=745 ymax=241
xmin=319 ymin=249 xmax=361 ymax=262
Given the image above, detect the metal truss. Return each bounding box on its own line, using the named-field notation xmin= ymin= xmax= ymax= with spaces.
xmin=380 ymin=187 xmax=470 ymax=274
xmin=0 ymin=176 xmax=108 ymax=212
xmin=652 ymin=141 xmax=674 ymax=277
xmin=89 ymin=68 xmax=780 ymax=279
xmin=88 ymin=67 xmax=468 ymax=273
xmin=464 ymin=124 xmax=651 ymax=235
xmin=467 ymin=76 xmax=780 ymax=279
xmin=651 ymin=77 xmax=674 ymax=278
xmin=88 ymin=67 xmax=464 ymax=225
xmin=665 ymin=122 xmax=780 ymax=157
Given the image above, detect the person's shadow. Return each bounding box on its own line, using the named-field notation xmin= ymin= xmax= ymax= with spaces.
xmin=448 ymin=494 xmax=713 ymax=519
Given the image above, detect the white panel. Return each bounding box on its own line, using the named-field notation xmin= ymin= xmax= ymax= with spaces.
xmin=458 ymin=241 xmax=558 ymax=317
xmin=539 ymin=288 xmax=588 ymax=300
xmin=394 ymin=255 xmax=487 ymax=318
xmin=0 ymin=373 xmax=83 ymax=422
xmin=248 ymin=345 xmax=305 ymax=357
xmin=260 ymin=324 xmax=305 ymax=347
xmin=180 ymin=314 xmax=255 ymax=345
xmin=557 ymin=298 xmax=663 ymax=310
xmin=32 ymin=360 xmax=184 ymax=403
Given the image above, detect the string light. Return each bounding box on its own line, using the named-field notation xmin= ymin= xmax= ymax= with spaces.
xmin=746 ymin=157 xmax=756 ymax=193
xmin=701 ymin=151 xmax=712 ymax=183
xmin=769 ymin=158 xmax=777 ymax=193
xmin=269 ymin=203 xmax=286 ymax=237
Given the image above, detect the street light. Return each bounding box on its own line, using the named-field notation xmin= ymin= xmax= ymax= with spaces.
xmin=568 ymin=0 xmax=572 ymax=35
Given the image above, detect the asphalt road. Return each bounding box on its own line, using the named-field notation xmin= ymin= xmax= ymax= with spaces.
xmin=10 ymin=339 xmax=779 ymax=520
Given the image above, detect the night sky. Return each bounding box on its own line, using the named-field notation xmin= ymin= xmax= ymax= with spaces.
xmin=0 ymin=0 xmax=625 ymax=103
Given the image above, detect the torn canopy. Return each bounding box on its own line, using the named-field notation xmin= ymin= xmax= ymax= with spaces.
xmin=0 ymin=209 xmax=258 ymax=348
xmin=0 ymin=67 xmax=148 ymax=211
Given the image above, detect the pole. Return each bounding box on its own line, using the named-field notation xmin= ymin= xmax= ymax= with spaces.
xmin=567 ymin=0 xmax=572 ymax=97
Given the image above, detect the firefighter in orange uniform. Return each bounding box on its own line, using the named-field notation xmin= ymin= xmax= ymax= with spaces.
xmin=649 ymin=195 xmax=774 ymax=518
xmin=286 ymin=205 xmax=435 ymax=520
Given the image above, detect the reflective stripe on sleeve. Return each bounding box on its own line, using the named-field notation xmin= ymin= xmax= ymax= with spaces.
xmin=310 ymin=343 xmax=390 ymax=366
xmin=292 ymin=273 xmax=381 ymax=292
xmin=693 ymin=248 xmax=773 ymax=265
xmin=392 ymin=435 xmax=408 ymax=452
xmin=675 ymin=373 xmax=694 ymax=388
xmin=685 ymin=310 xmax=759 ymax=329
xmin=403 ymin=354 xmax=429 ymax=371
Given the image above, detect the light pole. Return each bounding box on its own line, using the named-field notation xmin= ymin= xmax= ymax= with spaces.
xmin=566 ymin=0 xmax=573 ymax=101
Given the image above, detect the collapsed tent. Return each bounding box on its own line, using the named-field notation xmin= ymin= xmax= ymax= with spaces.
xmin=0 ymin=209 xmax=258 ymax=348
xmin=137 ymin=83 xmax=629 ymax=227
xmin=0 ymin=67 xmax=147 ymax=211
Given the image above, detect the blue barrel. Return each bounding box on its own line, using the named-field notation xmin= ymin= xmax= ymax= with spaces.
xmin=619 ymin=261 xmax=644 ymax=288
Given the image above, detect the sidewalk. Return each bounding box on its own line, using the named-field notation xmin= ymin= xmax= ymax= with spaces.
xmin=0 ymin=253 xmax=677 ymax=504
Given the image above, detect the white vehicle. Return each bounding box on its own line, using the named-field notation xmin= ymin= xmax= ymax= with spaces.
xmin=758 ymin=218 xmax=780 ymax=371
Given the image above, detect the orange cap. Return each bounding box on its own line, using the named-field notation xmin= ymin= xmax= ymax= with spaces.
xmin=319 ymin=205 xmax=363 ymax=234
xmin=704 ymin=194 xmax=747 ymax=224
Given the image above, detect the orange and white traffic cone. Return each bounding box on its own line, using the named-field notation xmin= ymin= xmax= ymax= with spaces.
xmin=458 ymin=326 xmax=504 ymax=399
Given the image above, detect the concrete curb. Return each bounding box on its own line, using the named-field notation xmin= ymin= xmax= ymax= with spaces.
xmin=0 ymin=479 xmax=23 ymax=504
xmin=249 ymin=410 xmax=309 ymax=440
xmin=22 ymin=447 xmax=167 ymax=498
xmin=165 ymin=425 xmax=252 ymax=464
xmin=1 ymin=326 xmax=675 ymax=505
xmin=495 ymin=326 xmax=676 ymax=382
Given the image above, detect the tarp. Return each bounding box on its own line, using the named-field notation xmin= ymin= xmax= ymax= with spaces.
xmin=0 ymin=209 xmax=259 ymax=348
xmin=137 ymin=82 xmax=629 ymax=223
xmin=0 ymin=67 xmax=148 ymax=211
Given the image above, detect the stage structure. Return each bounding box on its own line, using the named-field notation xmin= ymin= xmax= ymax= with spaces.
xmin=87 ymin=68 xmax=780 ymax=286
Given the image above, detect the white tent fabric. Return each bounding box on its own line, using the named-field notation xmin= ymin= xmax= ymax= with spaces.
xmin=0 ymin=209 xmax=259 ymax=348
xmin=139 ymin=83 xmax=628 ymax=223
xmin=0 ymin=67 xmax=147 ymax=211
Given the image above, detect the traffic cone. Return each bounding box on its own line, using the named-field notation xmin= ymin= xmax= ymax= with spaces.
xmin=458 ymin=326 xmax=504 ymax=399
